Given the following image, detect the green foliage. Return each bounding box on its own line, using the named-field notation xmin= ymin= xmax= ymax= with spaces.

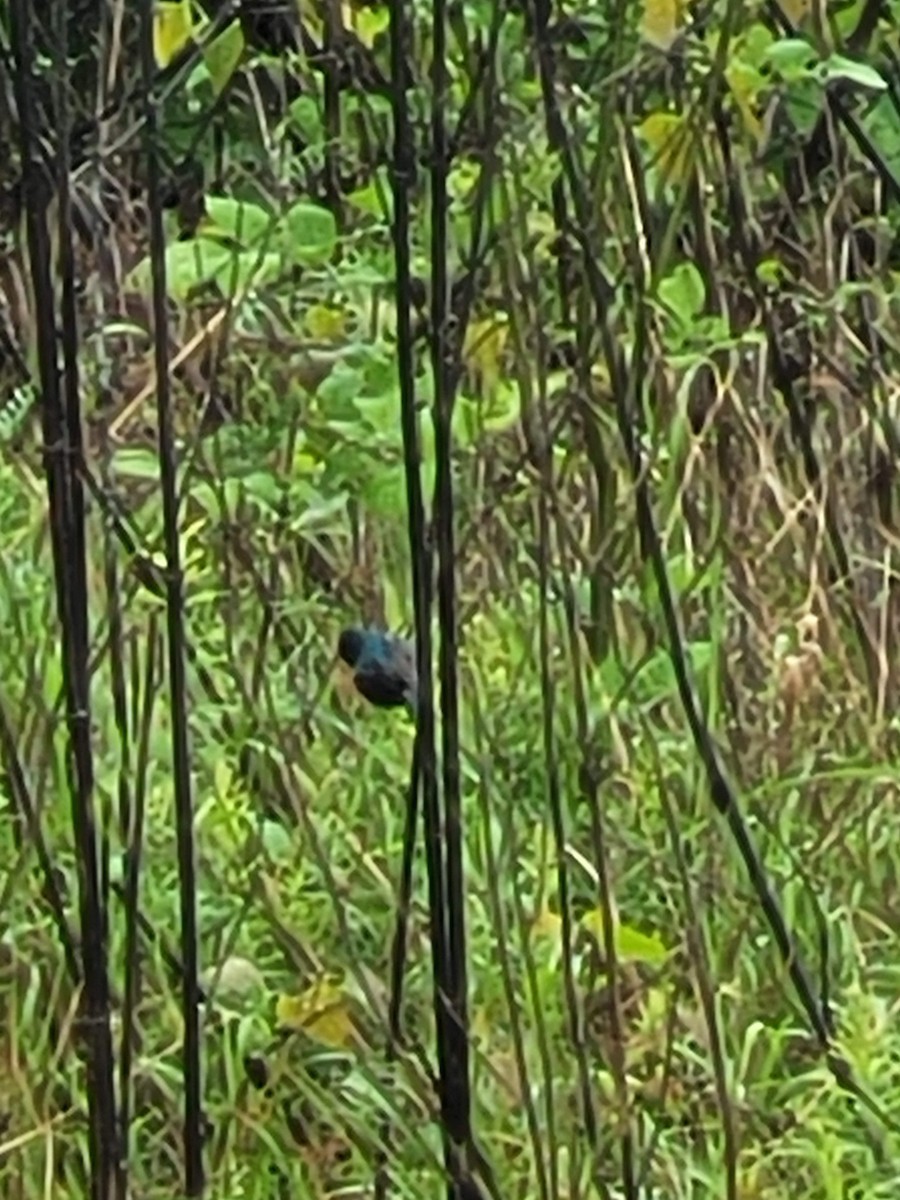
xmin=5 ymin=0 xmax=900 ymax=1195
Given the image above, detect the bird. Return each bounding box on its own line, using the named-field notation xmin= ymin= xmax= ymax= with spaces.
xmin=337 ymin=626 xmax=418 ymax=715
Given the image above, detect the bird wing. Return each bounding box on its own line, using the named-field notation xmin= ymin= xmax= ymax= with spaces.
xmin=394 ymin=636 xmax=418 ymax=711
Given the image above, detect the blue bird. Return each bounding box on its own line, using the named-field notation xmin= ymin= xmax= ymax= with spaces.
xmin=338 ymin=627 xmax=418 ymax=714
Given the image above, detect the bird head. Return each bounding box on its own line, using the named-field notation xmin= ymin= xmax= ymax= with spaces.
xmin=337 ymin=627 xmax=366 ymax=668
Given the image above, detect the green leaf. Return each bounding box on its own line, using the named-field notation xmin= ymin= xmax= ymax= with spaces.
xmin=153 ymin=0 xmax=194 ymax=69
xmin=261 ymin=820 xmax=293 ymax=861
xmin=351 ymin=5 xmax=389 ymax=49
xmin=735 ymin=22 xmax=775 ymax=66
xmin=639 ymin=0 xmax=683 ymax=52
xmin=211 ymin=249 xmax=283 ymax=296
xmin=278 ymin=201 xmax=338 ymax=266
xmin=288 ymin=96 xmax=324 ymax=144
xmin=201 ymin=956 xmax=266 ymax=999
xmin=317 ymin=361 xmax=366 ymax=407
xmin=363 ymin=468 xmax=406 ymax=520
xmin=861 ymin=94 xmax=900 ymax=187
xmin=203 ymin=20 xmax=245 ymax=95
xmin=112 ymin=447 xmax=162 ymax=480
xmin=202 ymin=196 xmax=272 ymax=247
xmin=581 ymin=911 xmax=669 ymax=964
xmin=632 ymin=640 xmax=713 ymax=701
xmin=615 ymin=924 xmax=669 ymax=964
xmin=756 ymin=258 xmax=786 ymax=287
xmin=784 ymin=78 xmax=824 ymax=137
xmin=290 ymin=491 xmax=349 ymax=531
xmin=333 ymin=263 xmax=391 ymax=288
xmin=820 ymin=54 xmax=887 ymax=91
xmin=240 ymin=470 xmax=283 ymax=510
xmin=658 ymin=262 xmax=705 ymax=327
xmin=352 ymin=390 xmax=402 ymax=440
xmin=128 ymin=238 xmax=232 ymax=299
xmin=764 ymin=38 xmax=818 ymax=83
xmin=347 ymin=169 xmax=393 ymax=221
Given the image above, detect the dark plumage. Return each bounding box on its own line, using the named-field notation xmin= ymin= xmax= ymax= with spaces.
xmin=338 ymin=626 xmax=418 ymax=714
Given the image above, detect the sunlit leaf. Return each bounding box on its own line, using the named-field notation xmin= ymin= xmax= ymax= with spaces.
xmin=348 ymin=169 xmax=392 ymax=220
xmin=463 ymin=313 xmax=509 ymax=396
xmin=615 ymin=924 xmax=669 ymax=964
xmin=532 ymin=908 xmax=562 ymax=942
xmin=737 ymin=22 xmax=776 ymax=66
xmin=581 ymin=912 xmax=669 ymax=964
xmin=778 ymin=0 xmax=811 ymax=26
xmin=530 ymin=907 xmax=563 ymax=969
xmin=153 ymin=0 xmax=194 ymax=69
xmin=636 ymin=111 xmax=693 ymax=186
xmin=201 ymin=196 xmax=272 ymax=247
xmin=297 ymin=0 xmax=324 ymax=41
xmin=821 ymin=54 xmax=887 ymax=91
xmin=471 ymin=1006 xmax=492 ymax=1045
xmin=112 ymin=447 xmax=161 ymax=480
xmin=765 ymin=38 xmax=818 ymax=82
xmin=639 ymin=0 xmax=683 ymax=51
xmin=756 ymin=258 xmax=787 ymax=288
xmin=213 ymin=758 xmax=234 ymax=800
xmin=343 ymin=1 xmax=389 ymax=49
xmin=449 ymin=158 xmax=481 ymax=203
xmin=128 ymin=238 xmax=230 ymax=298
xmin=724 ymin=59 xmax=765 ymax=142
xmin=305 ymin=303 xmax=347 ymax=342
xmin=276 ymin=977 xmax=356 ymax=1047
xmin=658 ymin=262 xmax=706 ymax=328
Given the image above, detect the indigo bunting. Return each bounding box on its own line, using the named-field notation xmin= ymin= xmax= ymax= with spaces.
xmin=338 ymin=627 xmax=418 ymax=714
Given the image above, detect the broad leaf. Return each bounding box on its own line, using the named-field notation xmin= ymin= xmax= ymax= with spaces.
xmin=202 ymin=196 xmax=272 ymax=247
xmin=639 ymin=0 xmax=683 ymax=51
xmin=203 ymin=20 xmax=245 ymax=95
xmin=821 ymin=54 xmax=887 ymax=91
xmin=278 ymin=201 xmax=338 ymax=266
xmin=636 ymin=111 xmax=693 ymax=185
xmin=153 ymin=0 xmax=193 ymax=68
xmin=276 ymin=977 xmax=356 ymax=1048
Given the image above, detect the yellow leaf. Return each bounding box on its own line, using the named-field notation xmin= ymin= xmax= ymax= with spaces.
xmin=276 ymin=977 xmax=356 ymax=1048
xmin=463 ymin=313 xmax=509 ymax=396
xmin=296 ymin=0 xmax=324 ymax=43
xmin=581 ymin=910 xmax=669 ymax=965
xmin=639 ymin=0 xmax=684 ymax=51
xmin=213 ymin=757 xmax=234 ymax=801
xmin=304 ymin=303 xmax=347 ymax=342
xmin=153 ymin=0 xmax=194 ymax=69
xmin=636 ymin=111 xmax=693 ymax=187
xmin=531 ymin=909 xmax=563 ymax=968
xmin=471 ymin=1006 xmax=492 ymax=1045
xmin=778 ymin=0 xmax=810 ymax=27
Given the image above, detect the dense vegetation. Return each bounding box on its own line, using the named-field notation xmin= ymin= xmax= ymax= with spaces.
xmin=3 ymin=0 xmax=900 ymax=1196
